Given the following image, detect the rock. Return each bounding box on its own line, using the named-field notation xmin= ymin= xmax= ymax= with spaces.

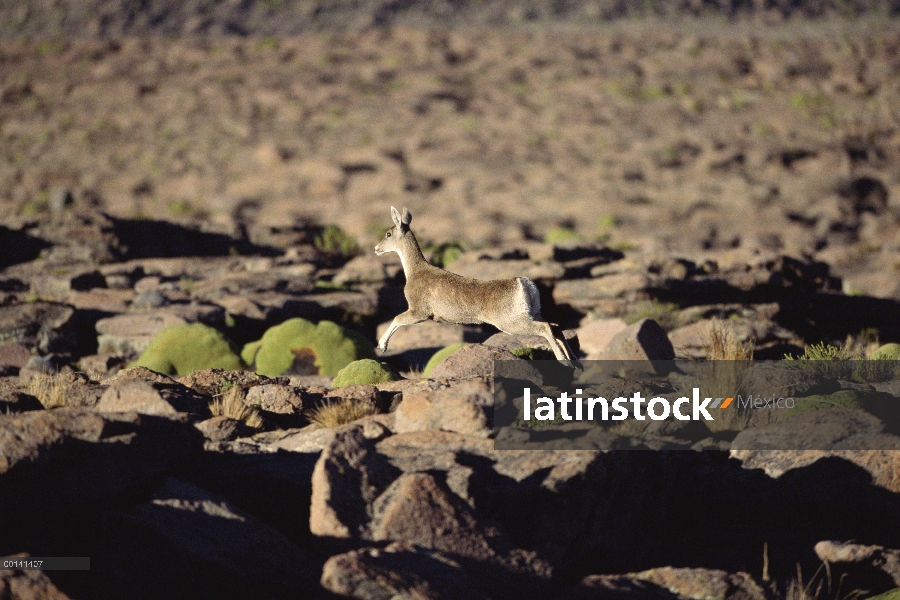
xmin=0 ymin=302 xmax=79 ymax=354
xmin=175 ymin=368 xmax=271 ymax=397
xmin=578 ymin=568 xmax=766 ymax=600
xmin=195 ymin=415 xmax=251 ymax=443
xmin=742 ymin=363 xmax=840 ymax=399
xmin=429 ymin=344 xmax=521 ymax=380
xmin=333 ymin=253 xmax=402 ymax=285
xmin=245 ymin=384 xmax=304 ymax=414
xmin=395 ymin=379 xmax=493 ymax=438
xmin=483 ymin=329 xmax=580 ymax=356
xmin=600 ymin=319 xmax=675 ymax=360
xmin=29 ymin=270 xmax=105 ymax=302
xmin=0 ymin=390 xmax=44 ymax=413
xmin=93 ymin=478 xmax=317 ymax=599
xmin=814 ymin=541 xmax=900 ymax=586
xmin=0 ymin=564 xmax=71 ymax=600
xmin=731 ymin=446 xmax=900 ymax=494
xmin=77 ymin=353 xmax=125 ymax=379
xmin=96 ymin=377 xmax=210 ymax=417
xmin=96 ymin=304 xmax=226 ymax=356
xmin=0 ymin=408 xmax=203 ymax=513
xmin=576 ymin=318 xmax=628 ymax=359
xmin=18 ymin=354 xmax=70 ymax=381
xmin=731 ymin=406 xmax=900 ymax=451
xmin=369 ymin=471 xmax=513 ymax=560
xmin=309 ymin=425 xmax=401 ymax=538
xmin=321 ymin=542 xmax=488 ymax=600
xmin=47 ymin=185 xmax=73 ymax=213
xmin=0 ymin=342 xmax=32 ymax=372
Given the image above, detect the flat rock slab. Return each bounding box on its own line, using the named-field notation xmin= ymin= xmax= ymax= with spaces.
xmin=321 ymin=542 xmax=488 ymax=600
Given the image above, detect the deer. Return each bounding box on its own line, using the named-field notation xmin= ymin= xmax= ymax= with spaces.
xmin=374 ymin=206 xmax=576 ymax=362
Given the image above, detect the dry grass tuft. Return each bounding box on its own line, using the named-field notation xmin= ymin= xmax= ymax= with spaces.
xmin=28 ymin=373 xmax=76 ymax=409
xmin=210 ymin=385 xmax=263 ymax=429
xmin=306 ymin=396 xmax=377 ymax=428
xmin=706 ymin=319 xmax=754 ymax=360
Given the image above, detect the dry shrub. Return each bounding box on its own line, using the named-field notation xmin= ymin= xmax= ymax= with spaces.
xmin=692 ymin=319 xmax=755 ymax=432
xmin=706 ymin=319 xmax=754 ymax=361
xmin=28 ymin=373 xmax=75 ymax=409
xmin=210 ymin=385 xmax=263 ymax=429
xmin=306 ymin=396 xmax=377 ymax=428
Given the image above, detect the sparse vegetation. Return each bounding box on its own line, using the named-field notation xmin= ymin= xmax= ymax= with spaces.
xmin=706 ymin=319 xmax=754 ymax=361
xmin=544 ymin=226 xmax=581 ymax=245
xmin=28 ymin=372 xmax=74 ymax=409
xmin=428 ymin=241 xmax=465 ymax=268
xmin=306 ymin=396 xmax=377 ymax=428
xmin=210 ymin=385 xmax=263 ymax=429
xmin=314 ymin=225 xmax=360 ymax=257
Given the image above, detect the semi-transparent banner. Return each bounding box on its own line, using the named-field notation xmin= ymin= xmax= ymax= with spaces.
xmin=493 ymin=360 xmax=900 ymax=450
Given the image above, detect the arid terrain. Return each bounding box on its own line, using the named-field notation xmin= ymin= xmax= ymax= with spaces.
xmin=2 ymin=2 xmax=900 ymax=599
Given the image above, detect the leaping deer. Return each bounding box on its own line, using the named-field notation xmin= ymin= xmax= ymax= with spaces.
xmin=374 ymin=206 xmax=575 ymax=362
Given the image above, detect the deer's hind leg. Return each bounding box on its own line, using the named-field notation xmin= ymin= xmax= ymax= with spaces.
xmin=497 ymin=316 xmax=574 ymax=361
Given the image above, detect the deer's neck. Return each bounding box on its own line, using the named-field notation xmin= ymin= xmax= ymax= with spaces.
xmin=398 ymin=232 xmax=428 ymax=277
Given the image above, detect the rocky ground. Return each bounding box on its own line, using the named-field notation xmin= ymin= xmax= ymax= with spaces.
xmin=3 ymin=5 xmax=900 ymax=599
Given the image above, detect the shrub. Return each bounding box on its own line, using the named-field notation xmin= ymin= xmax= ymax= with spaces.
xmin=242 ymin=318 xmax=376 ymax=377
xmin=314 ymin=225 xmax=359 ymax=257
xmin=429 ymin=241 xmax=465 ymax=268
xmin=306 ymin=396 xmax=377 ymax=427
xmin=544 ymin=226 xmax=581 ymax=245
xmin=130 ymin=323 xmax=244 ymax=376
xmin=210 ymin=385 xmax=263 ymax=429
xmin=28 ymin=372 xmax=73 ymax=408
xmin=422 ymin=342 xmax=468 ymax=377
xmin=870 ymin=343 xmax=900 ymax=361
xmin=332 ymin=359 xmax=401 ymax=387
xmin=510 ymin=347 xmax=553 ymax=360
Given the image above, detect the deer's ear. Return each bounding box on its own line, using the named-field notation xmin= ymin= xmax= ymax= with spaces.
xmin=390 ymin=206 xmax=402 ymax=227
xmin=401 ymin=207 xmax=412 ymax=226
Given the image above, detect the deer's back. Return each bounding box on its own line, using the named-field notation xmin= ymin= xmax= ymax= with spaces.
xmin=406 ymin=266 xmax=522 ymax=325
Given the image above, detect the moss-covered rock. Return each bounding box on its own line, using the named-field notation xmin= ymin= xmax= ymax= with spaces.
xmin=130 ymin=323 xmax=244 ymax=376
xmin=423 ymin=342 xmax=468 ymax=377
xmin=867 ymin=588 xmax=900 ymax=600
xmin=871 ymin=343 xmax=900 ymax=360
xmin=242 ymin=318 xmax=376 ymax=377
xmin=785 ymin=389 xmax=900 ymax=427
xmin=332 ymin=359 xmax=401 ymax=387
xmin=785 ymin=390 xmax=866 ymax=417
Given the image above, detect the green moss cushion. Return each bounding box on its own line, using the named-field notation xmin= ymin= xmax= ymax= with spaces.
xmin=332 ymin=359 xmax=401 ymax=387
xmin=242 ymin=318 xmax=376 ymax=377
xmin=131 ymin=323 xmax=244 ymax=376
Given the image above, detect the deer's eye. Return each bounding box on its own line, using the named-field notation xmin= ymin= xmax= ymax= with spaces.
xmin=386 ymin=232 xmax=392 ymax=237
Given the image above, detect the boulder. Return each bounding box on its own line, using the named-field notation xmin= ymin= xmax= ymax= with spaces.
xmin=600 ymin=319 xmax=675 ymax=360
xmin=92 ymin=478 xmax=318 ymax=599
xmin=0 ymin=565 xmax=71 ymax=600
xmin=321 ymin=542 xmax=488 ymax=600
xmin=429 ymin=344 xmax=521 ymax=380
xmin=395 ymin=379 xmax=493 ymax=438
xmin=575 ymin=318 xmax=628 ymax=359
xmin=0 ymin=302 xmax=79 ymax=354
xmin=0 ymin=408 xmax=203 ymax=513
xmin=96 ymin=304 xmax=226 ymax=356
xmin=96 ymin=377 xmax=210 ymax=417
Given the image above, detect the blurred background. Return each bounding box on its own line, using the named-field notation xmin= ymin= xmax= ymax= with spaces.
xmin=2 ymin=0 xmax=900 ymax=295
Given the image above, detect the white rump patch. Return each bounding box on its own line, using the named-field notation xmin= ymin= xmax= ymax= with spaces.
xmin=517 ymin=278 xmax=542 ymax=319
